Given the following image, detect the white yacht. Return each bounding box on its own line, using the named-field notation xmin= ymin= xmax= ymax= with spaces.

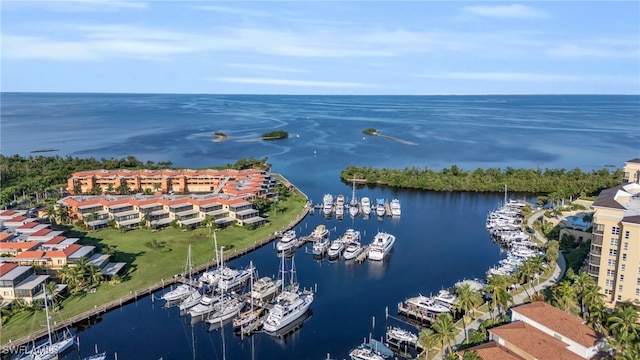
xmin=434 ymin=289 xmax=456 ymax=309
xmin=386 ymin=327 xmax=418 ymax=344
xmin=340 ymin=228 xmax=361 ymax=244
xmin=250 ymin=276 xmax=282 ymax=304
xmin=179 ymin=285 xmax=209 ymax=311
xmin=217 ymin=266 xmax=253 ymax=292
xmin=322 ymin=194 xmax=333 ymax=215
xmin=275 ymin=230 xmax=299 ymax=252
xmin=312 ymin=237 xmax=330 ymax=256
xmin=375 ymin=198 xmax=386 ymax=217
xmin=262 ymin=289 xmax=314 ymax=333
xmin=161 ymin=283 xmax=194 ymax=302
xmin=188 ymin=293 xmax=221 ymax=321
xmin=327 ymin=239 xmax=345 ymax=260
xmin=368 ymin=231 xmax=395 ymax=261
xmin=335 ymin=194 xmax=345 ymax=217
xmin=360 ymin=197 xmax=372 ymax=215
xmin=310 ymin=224 xmax=329 ymax=240
xmin=390 ymin=198 xmax=401 ymax=216
xmin=404 ymin=294 xmax=451 ymax=314
xmin=343 ymin=241 xmax=363 ymax=260
xmin=349 ymin=346 xmax=384 ymax=360
xmin=206 ymin=296 xmax=244 ymax=324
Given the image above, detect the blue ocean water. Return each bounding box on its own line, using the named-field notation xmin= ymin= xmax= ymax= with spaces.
xmin=1 ymin=94 xmax=639 ymax=359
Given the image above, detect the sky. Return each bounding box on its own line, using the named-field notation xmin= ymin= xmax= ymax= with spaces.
xmin=2 ymin=1 xmax=640 ymax=95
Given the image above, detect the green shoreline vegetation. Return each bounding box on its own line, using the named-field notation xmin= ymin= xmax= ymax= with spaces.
xmin=0 ymin=155 xmax=298 ymax=344
xmin=213 ymin=131 xmax=228 ymax=142
xmin=341 ymin=165 xmax=622 ymax=200
xmin=261 ymin=130 xmax=288 ymax=140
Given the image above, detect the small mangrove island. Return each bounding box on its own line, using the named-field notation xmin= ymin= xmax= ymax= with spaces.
xmin=362 ymin=128 xmax=378 ymax=135
xmin=261 ymin=130 xmax=288 ymax=140
xmin=213 ymin=132 xmax=228 ymax=142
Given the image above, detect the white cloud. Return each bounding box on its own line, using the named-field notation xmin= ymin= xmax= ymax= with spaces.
xmin=226 ymin=64 xmax=307 ymax=73
xmin=547 ymin=38 xmax=640 ymax=58
xmin=194 ymin=5 xmax=270 ymax=17
xmin=215 ymin=77 xmax=372 ymax=88
xmin=3 ymin=0 xmax=148 ymax=12
xmin=414 ymin=72 xmax=630 ymax=83
xmin=462 ymin=4 xmax=547 ymax=19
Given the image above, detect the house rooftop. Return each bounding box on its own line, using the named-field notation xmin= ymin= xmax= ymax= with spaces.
xmin=489 ymin=321 xmax=585 ymax=360
xmin=461 ymin=341 xmax=525 ymax=360
xmin=512 ymin=301 xmax=602 ymax=348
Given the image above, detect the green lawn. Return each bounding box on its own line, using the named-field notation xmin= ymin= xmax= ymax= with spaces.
xmin=1 ymin=193 xmax=307 ymax=345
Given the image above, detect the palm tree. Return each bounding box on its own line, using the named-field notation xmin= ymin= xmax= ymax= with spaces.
xmin=485 ymin=274 xmax=512 ymax=321
xmin=56 ymin=205 xmax=70 ymax=225
xmin=45 ymin=205 xmax=58 ymax=225
xmin=527 ymin=255 xmax=546 ymax=293
xmin=430 ymin=313 xmax=457 ymax=356
xmin=72 ymin=181 xmax=82 ymax=195
xmin=153 ymin=182 xmax=162 ymax=193
xmin=0 ymin=302 xmax=11 ymax=328
xmin=106 ymin=183 xmax=115 ymax=195
xmin=515 ymin=260 xmax=535 ymax=299
xmin=45 ymin=281 xmax=62 ymax=309
xmin=462 ymin=351 xmax=482 ymax=360
xmin=607 ymin=303 xmax=640 ymax=347
xmin=92 ymin=184 xmax=103 ymax=195
xmin=86 ymin=265 xmax=104 ymax=286
xmin=586 ymin=300 xmax=608 ymax=334
xmin=466 ymin=328 xmax=487 ymax=346
xmin=545 ymin=240 xmax=560 ymax=267
xmin=454 ymin=283 xmax=483 ymax=340
xmin=572 ymin=271 xmax=596 ymax=319
xmin=553 ymin=280 xmax=578 ymax=314
xmin=418 ymin=328 xmax=436 ymax=359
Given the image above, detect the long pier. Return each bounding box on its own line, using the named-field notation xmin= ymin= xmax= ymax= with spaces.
xmin=5 ymin=189 xmax=312 ymax=349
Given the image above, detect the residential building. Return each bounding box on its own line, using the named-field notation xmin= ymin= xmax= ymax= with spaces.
xmin=67 ymin=168 xmax=276 ymax=197
xmin=622 ymin=158 xmax=640 ymax=184
xmin=462 ymin=301 xmax=604 ymax=360
xmin=0 ymin=263 xmax=49 ymax=304
xmin=587 ymin=177 xmax=640 ymax=307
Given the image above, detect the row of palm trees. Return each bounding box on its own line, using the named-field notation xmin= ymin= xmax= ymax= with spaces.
xmin=57 ymin=257 xmax=104 ymax=293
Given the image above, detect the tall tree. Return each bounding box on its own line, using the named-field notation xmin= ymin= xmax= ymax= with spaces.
xmin=454 ymin=283 xmax=483 ymax=341
xmin=429 ymin=313 xmax=457 ymax=356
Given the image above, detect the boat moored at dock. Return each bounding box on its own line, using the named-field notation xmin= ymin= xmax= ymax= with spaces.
xmin=375 ymin=198 xmax=386 ymax=217
xmin=368 ymin=232 xmax=395 ymax=261
xmin=275 ymin=230 xmax=299 ymax=252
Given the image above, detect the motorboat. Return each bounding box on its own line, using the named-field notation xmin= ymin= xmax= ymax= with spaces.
xmin=361 ymin=197 xmax=372 ymax=215
xmin=403 ymin=294 xmax=451 ymax=314
xmin=386 ymin=326 xmax=418 ymax=344
xmin=368 ymin=232 xmax=395 ymax=261
xmin=335 ymin=194 xmax=345 ymax=216
xmin=343 ymin=241 xmax=363 ymax=260
xmin=310 ymin=224 xmax=329 ymax=240
xmin=188 ymin=294 xmax=221 ymax=321
xmin=340 ymin=228 xmax=361 ymax=244
xmin=349 ymin=345 xmax=384 ymax=360
xmin=375 ymin=198 xmax=386 ymax=217
xmin=327 ymin=239 xmax=345 ymax=260
xmin=434 ymin=289 xmax=456 ymax=309
xmin=322 ymin=194 xmax=333 ymax=215
xmin=217 ymin=266 xmax=254 ymax=292
xmin=250 ymin=276 xmax=282 ymax=303
xmin=275 ymin=230 xmax=299 ymax=252
xmin=312 ymin=237 xmax=330 ymax=256
xmin=390 ymin=198 xmax=401 ymax=216
xmin=179 ymin=285 xmax=211 ymax=311
xmin=262 ymin=289 xmax=314 ymax=333
xmin=161 ymin=283 xmax=195 ymax=302
xmin=205 ymin=297 xmax=244 ymax=324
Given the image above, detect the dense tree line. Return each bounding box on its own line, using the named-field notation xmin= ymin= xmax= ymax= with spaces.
xmin=341 ymin=165 xmax=622 ymax=199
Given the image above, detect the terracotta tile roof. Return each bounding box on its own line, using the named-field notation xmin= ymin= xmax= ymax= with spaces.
xmin=5 ymin=216 xmax=27 ymax=223
xmin=490 ymin=322 xmax=585 ymax=360
xmin=461 ymin=341 xmax=525 ymax=360
xmin=18 ymin=222 xmax=40 ymax=229
xmin=0 ymin=263 xmax=19 ymax=275
xmin=44 ymin=236 xmax=67 ymax=245
xmin=0 ymin=210 xmax=18 ymax=216
xmin=46 ymin=244 xmax=82 ymax=258
xmin=30 ymin=229 xmax=52 ymax=237
xmin=0 ymin=233 xmax=15 ymax=242
xmin=512 ymin=301 xmax=602 ymax=348
xmin=0 ymin=241 xmax=40 ymax=250
xmin=15 ymin=250 xmax=46 ymax=259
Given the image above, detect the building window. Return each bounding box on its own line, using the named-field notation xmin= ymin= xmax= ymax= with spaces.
xmin=618 ymin=285 xmax=623 ymax=291
xmin=623 ymin=242 xmax=628 ymax=250
xmin=610 ymin=238 xmax=619 ymax=246
xmin=624 ymin=231 xmax=630 ymax=239
xmin=605 ymin=289 xmax=612 ymax=295
xmin=608 ymin=259 xmax=616 ymax=267
xmin=637 ymin=278 xmax=640 ymax=285
xmin=607 ymin=269 xmax=615 ymax=276
xmin=612 ymin=226 xmax=620 ymax=235
xmin=620 ymin=275 xmax=624 ymax=282
xmin=609 ymin=249 xmax=618 ymax=256
xmin=621 ymin=264 xmax=626 ymax=271
xmin=623 ymin=254 xmax=627 ymax=261
xmin=617 ymin=295 xmax=622 ymax=301
xmin=636 ymin=289 xmax=640 ymax=296
xmin=606 ymin=279 xmax=614 ymax=287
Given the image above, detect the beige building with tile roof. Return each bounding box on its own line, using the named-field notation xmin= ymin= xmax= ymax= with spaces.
xmin=587 ymin=158 xmax=640 ymax=308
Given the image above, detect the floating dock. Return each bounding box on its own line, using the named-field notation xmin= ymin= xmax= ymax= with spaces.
xmin=397 ymin=302 xmax=436 ymax=324
xmin=355 ymin=245 xmax=370 ymax=263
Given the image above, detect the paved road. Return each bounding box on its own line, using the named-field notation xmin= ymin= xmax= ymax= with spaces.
xmin=431 ymin=209 xmax=567 ymax=359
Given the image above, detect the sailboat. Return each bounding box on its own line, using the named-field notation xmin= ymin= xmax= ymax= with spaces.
xmin=163 ymin=245 xmax=197 ymax=303
xmin=16 ymin=283 xmax=75 ymax=360
xmin=205 ymin=245 xmax=245 ymax=325
xmin=349 ymin=176 xmax=359 ymax=217
xmin=233 ymin=262 xmax=264 ymax=332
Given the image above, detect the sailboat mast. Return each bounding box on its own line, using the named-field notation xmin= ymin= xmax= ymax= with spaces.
xmin=290 ymin=256 xmax=296 ymax=286
xmin=280 ymin=250 xmax=286 ymax=292
xmin=43 ymin=282 xmax=53 ymax=345
xmin=504 ymin=183 xmax=507 ymax=206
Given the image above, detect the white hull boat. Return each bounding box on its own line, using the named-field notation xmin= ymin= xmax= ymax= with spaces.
xmin=343 ymin=242 xmax=363 ymax=260
xmin=206 ymin=297 xmax=244 ymax=324
xmin=275 ymin=230 xmax=299 ymax=252
xmin=327 ymin=240 xmax=344 ymax=259
xmin=390 ymin=198 xmax=401 ymax=216
xmin=375 ymin=198 xmax=386 ymax=217
xmin=322 ymin=194 xmax=333 ymax=215
xmin=368 ymin=232 xmax=395 ymax=261
xmin=360 ymin=197 xmax=372 ymax=215
xmin=263 ymin=290 xmax=314 ymax=333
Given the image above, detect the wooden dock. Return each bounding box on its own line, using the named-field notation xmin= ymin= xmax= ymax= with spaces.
xmin=355 ymin=245 xmax=370 ymax=263
xmin=397 ymin=302 xmax=436 ymax=324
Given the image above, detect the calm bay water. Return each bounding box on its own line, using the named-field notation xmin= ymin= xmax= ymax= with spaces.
xmin=1 ymin=94 xmax=639 ymax=359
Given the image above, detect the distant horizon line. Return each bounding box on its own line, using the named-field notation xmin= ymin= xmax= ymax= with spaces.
xmin=2 ymin=91 xmax=639 ymax=96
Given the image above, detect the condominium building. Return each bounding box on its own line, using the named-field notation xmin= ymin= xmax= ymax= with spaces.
xmin=587 ymin=158 xmax=640 ymax=307
xmin=67 ymin=168 xmax=276 ymax=197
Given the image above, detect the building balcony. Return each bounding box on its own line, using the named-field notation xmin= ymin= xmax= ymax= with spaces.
xmin=588 ymin=254 xmax=601 ymax=267
xmin=593 ymin=223 xmax=604 ymax=235
xmin=592 ymin=234 xmax=603 ymax=246
xmin=589 ymin=245 xmax=602 ymax=256
xmin=587 ymin=265 xmax=599 ymax=277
